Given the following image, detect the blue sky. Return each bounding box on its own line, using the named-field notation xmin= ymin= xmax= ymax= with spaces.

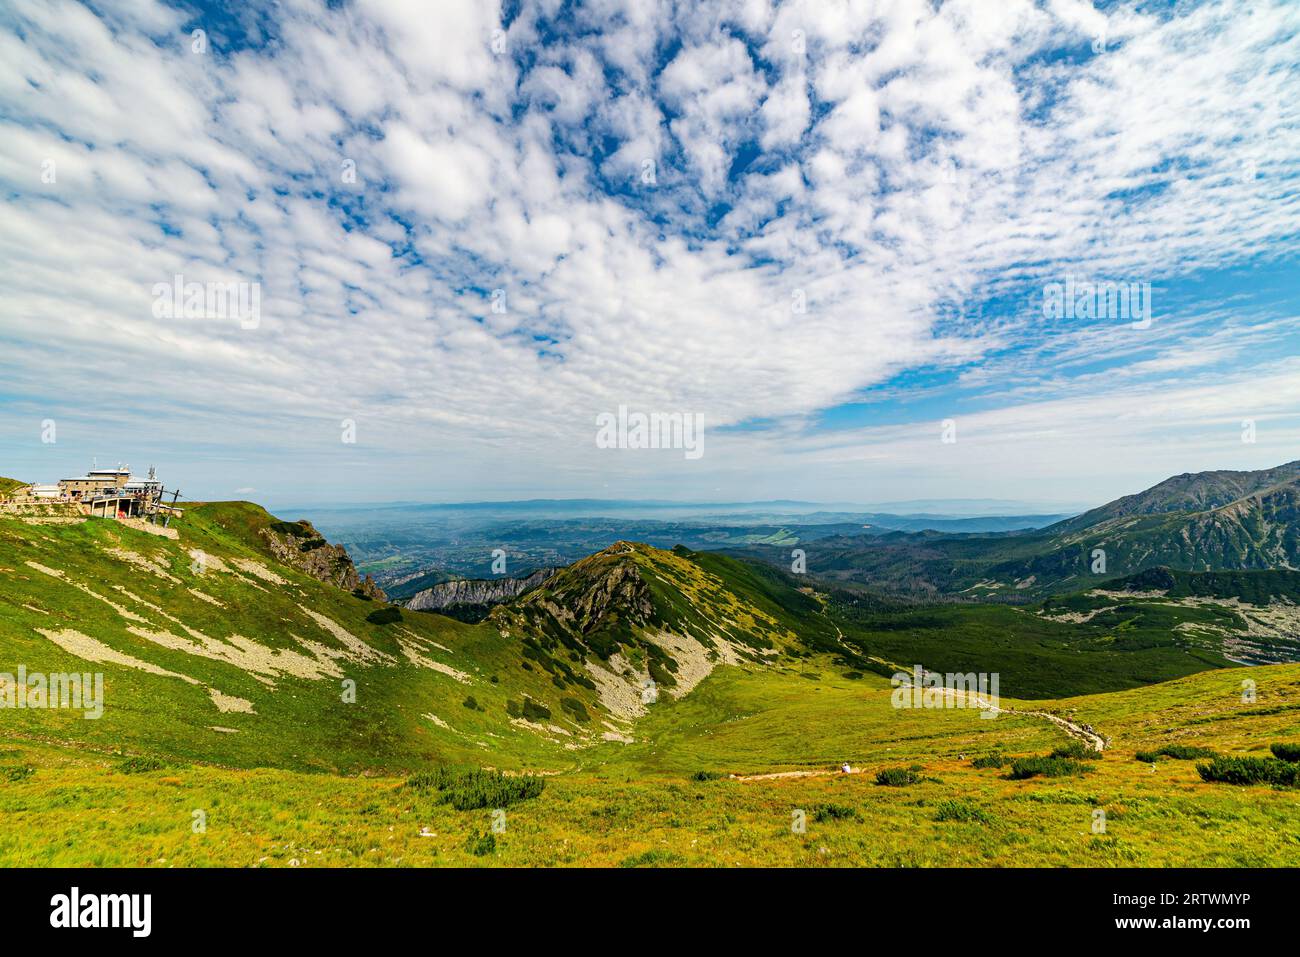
xmin=1 ymin=0 xmax=1298 ymax=510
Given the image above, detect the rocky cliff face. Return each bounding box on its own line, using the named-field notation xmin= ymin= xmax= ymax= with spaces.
xmin=260 ymin=520 xmax=386 ymax=600
xmin=404 ymin=567 xmax=555 ymax=612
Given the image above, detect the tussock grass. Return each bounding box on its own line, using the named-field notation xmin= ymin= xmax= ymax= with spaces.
xmin=933 ymin=799 xmax=993 ymax=824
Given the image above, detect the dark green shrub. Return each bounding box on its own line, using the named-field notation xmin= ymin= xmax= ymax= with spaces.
xmin=933 ymin=799 xmax=993 ymax=824
xmin=1159 ymin=744 xmax=1218 ymax=760
xmin=972 ymin=753 xmax=1005 ymax=769
xmin=365 ymin=606 xmax=402 ymax=625
xmin=1 ymin=765 xmax=35 ymax=783
xmin=1050 ymin=741 xmax=1102 ymax=760
xmin=406 ymin=767 xmax=545 ymax=810
xmin=521 ymin=697 xmax=551 ymax=721
xmin=874 ymin=767 xmax=919 ymax=787
xmin=691 ymin=770 xmax=723 ymax=782
xmin=560 ymin=697 xmax=589 ymax=722
xmin=1270 ymin=743 xmax=1300 ymax=762
xmin=1197 ymin=756 xmax=1300 ymax=787
xmin=462 ymin=696 xmax=479 ymax=710
xmin=1138 ymin=744 xmax=1219 ymax=762
xmin=647 ymin=658 xmax=676 ymax=688
xmin=505 ymin=700 xmax=522 ymax=718
xmin=1008 ymin=756 xmax=1091 ymax=779
xmin=813 ymin=803 xmax=862 ymax=822
xmin=270 ymin=520 xmax=313 ymax=537
xmin=298 ymin=539 xmax=326 ymax=552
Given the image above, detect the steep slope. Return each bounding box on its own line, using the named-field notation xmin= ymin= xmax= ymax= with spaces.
xmin=1051 ymin=461 xmax=1300 ymax=533
xmin=0 ymin=512 xmax=827 ymax=768
xmin=260 ymin=518 xmax=386 ymax=599
xmin=0 ymin=502 xmax=605 ymax=771
xmin=1001 ymin=474 xmax=1300 ymax=591
xmin=404 ymin=567 xmax=556 ymax=618
xmin=384 ymin=567 xmax=462 ymax=601
xmin=492 ymin=542 xmax=813 ymax=732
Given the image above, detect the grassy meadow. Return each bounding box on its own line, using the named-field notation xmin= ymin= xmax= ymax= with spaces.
xmin=3 ymin=663 xmax=1299 ymax=867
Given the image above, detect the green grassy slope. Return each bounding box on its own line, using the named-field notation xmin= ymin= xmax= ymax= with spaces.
xmin=3 ymin=660 xmax=1298 ymax=866
xmin=0 ymin=503 xmax=597 ymax=771
xmin=2 ymin=501 xmax=1261 ymax=778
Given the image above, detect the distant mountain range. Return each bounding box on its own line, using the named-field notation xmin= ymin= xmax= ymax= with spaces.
xmin=1052 ymin=461 xmax=1300 ymax=532
xmin=733 ymin=461 xmax=1300 ymax=599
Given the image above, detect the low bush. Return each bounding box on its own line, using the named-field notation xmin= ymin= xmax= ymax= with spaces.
xmin=406 ymin=767 xmax=545 ymax=810
xmin=1270 ymin=742 xmax=1300 ymax=762
xmin=521 ymin=697 xmax=551 ymax=721
xmin=1 ymin=766 xmax=35 ymax=783
xmin=1008 ymin=756 xmax=1092 ymax=780
xmin=971 ymin=753 xmax=1005 ymax=769
xmin=812 ymin=803 xmax=862 ymax=822
xmin=269 ymin=520 xmax=312 ymax=537
xmin=933 ymin=799 xmax=993 ymax=824
xmin=691 ymin=770 xmax=724 ymax=782
xmin=1139 ymin=744 xmax=1220 ymax=762
xmin=1196 ymin=756 xmax=1300 ymax=787
xmin=874 ymin=767 xmax=919 ymax=787
xmin=1050 ymin=741 xmax=1102 ymax=760
xmin=365 ymin=606 xmax=402 ymax=625
xmin=560 ymin=697 xmax=589 ymax=723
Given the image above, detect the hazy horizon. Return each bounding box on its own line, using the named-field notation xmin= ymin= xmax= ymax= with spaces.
xmin=4 ymin=0 xmax=1298 ymax=508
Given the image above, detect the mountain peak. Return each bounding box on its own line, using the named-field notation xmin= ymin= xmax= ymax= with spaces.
xmin=1055 ymin=461 xmax=1300 ymax=533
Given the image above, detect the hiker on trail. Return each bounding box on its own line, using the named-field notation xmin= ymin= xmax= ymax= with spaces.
xmin=840 ymin=762 xmax=851 ymax=774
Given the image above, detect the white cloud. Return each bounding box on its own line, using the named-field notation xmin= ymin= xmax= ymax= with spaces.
xmin=0 ymin=0 xmax=1296 ymax=504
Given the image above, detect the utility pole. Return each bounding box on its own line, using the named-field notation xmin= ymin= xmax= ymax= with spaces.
xmin=164 ymin=488 xmax=181 ymax=528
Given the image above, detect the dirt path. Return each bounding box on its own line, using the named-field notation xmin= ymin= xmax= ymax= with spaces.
xmin=730 ymin=686 xmax=1105 ymax=782
xmin=932 ymin=686 xmax=1107 ymax=753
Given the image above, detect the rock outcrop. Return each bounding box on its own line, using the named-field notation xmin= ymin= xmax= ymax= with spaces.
xmin=260 ymin=520 xmax=386 ymax=600
xmin=405 ymin=567 xmax=555 ymax=612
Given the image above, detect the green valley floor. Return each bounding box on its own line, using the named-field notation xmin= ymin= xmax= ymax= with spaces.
xmin=3 ymin=662 xmax=1299 ymax=867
